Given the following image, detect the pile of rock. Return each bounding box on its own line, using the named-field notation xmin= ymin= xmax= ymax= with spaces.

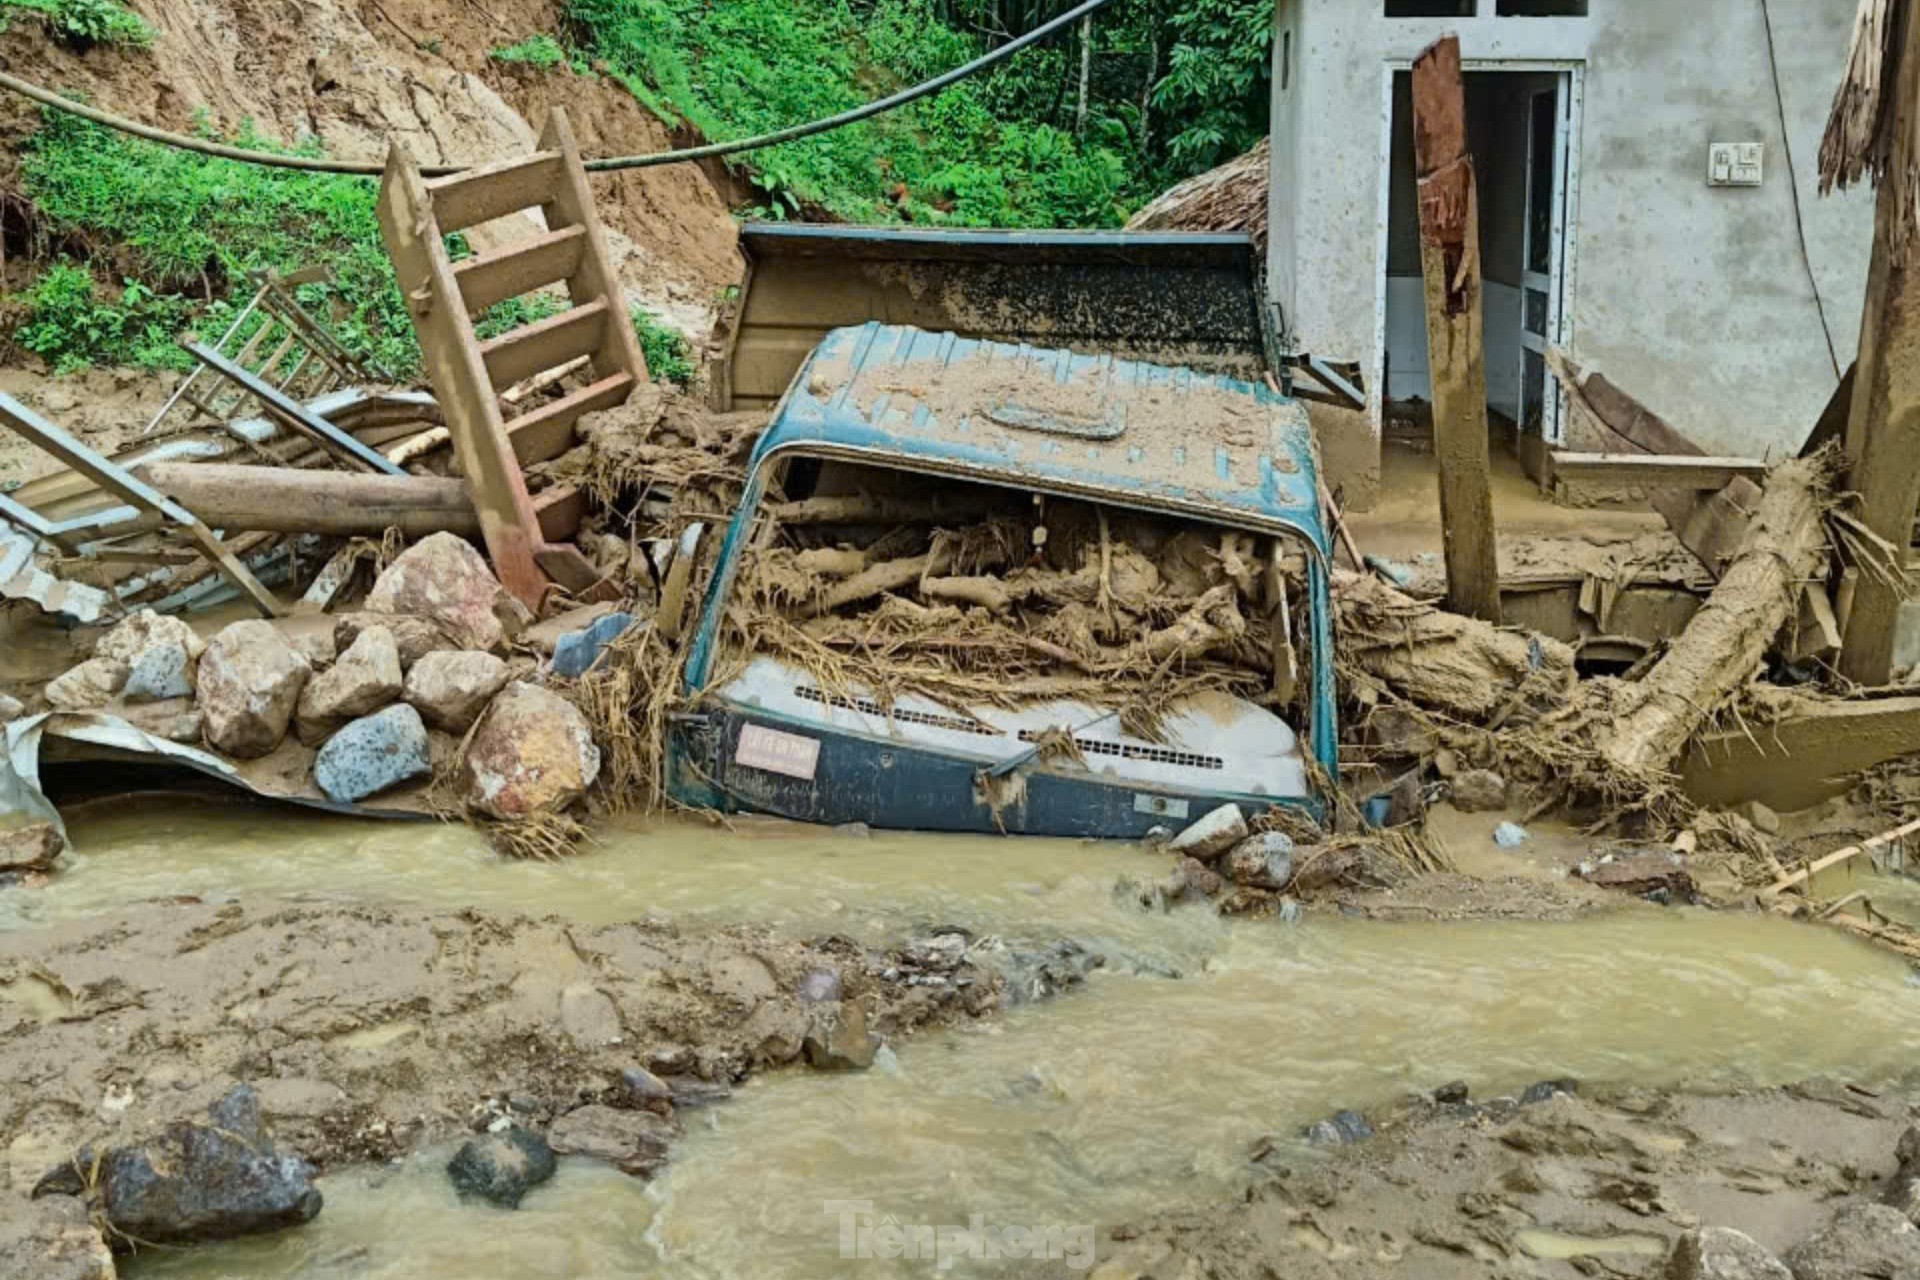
xmin=33 ymin=533 xmax=602 ymax=822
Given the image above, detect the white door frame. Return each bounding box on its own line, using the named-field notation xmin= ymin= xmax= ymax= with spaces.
xmin=1370 ymin=58 xmax=1584 ymax=446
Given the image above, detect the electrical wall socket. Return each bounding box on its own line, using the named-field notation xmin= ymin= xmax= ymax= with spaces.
xmin=1708 ymin=141 xmax=1763 ymax=187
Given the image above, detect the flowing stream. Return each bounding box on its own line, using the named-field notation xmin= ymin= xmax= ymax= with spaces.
xmin=13 ymin=798 xmax=1920 ymax=1279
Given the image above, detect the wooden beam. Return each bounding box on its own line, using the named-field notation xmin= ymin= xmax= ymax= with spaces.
xmin=1764 ymin=813 xmax=1920 ymax=898
xmin=1548 ymin=453 xmax=1770 ymax=490
xmin=1839 ymin=2 xmax=1920 ymax=685
xmin=1410 ymin=36 xmax=1500 ymax=623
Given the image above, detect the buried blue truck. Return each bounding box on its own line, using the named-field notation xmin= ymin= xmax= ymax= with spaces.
xmin=664 ymin=322 xmax=1336 ymax=838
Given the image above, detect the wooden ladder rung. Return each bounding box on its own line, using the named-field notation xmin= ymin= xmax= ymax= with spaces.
xmin=504 ymin=372 xmax=636 ymax=464
xmin=478 ymin=299 xmax=610 ymax=390
xmin=452 ymin=226 xmax=587 ymax=315
xmin=426 ymin=152 xmax=564 ymax=233
xmin=532 ymin=484 xmax=586 ymax=542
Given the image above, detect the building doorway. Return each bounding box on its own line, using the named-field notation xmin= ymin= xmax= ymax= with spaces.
xmin=1378 ymin=65 xmax=1579 ymax=459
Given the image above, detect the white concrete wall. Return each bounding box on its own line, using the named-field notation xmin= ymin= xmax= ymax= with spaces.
xmin=1268 ymin=0 xmax=1871 ymax=465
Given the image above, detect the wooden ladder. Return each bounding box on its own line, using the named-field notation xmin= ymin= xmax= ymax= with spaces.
xmin=377 ymin=107 xmax=646 ymax=608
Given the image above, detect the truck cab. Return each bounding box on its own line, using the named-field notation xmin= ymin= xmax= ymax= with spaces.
xmin=666 ymin=321 xmax=1335 ymax=838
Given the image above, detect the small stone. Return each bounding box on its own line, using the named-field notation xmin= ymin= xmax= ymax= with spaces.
xmin=447 ymin=1126 xmax=555 ymax=1209
xmin=1433 ymin=1081 xmax=1470 ymax=1105
xmin=295 ymin=625 xmax=403 ymax=746
xmin=1140 ymin=825 xmax=1173 ymax=849
xmin=1450 ymin=769 xmax=1508 ymax=813
xmin=1738 ymin=800 xmax=1782 ymax=836
xmin=365 ymin=532 xmax=508 ymax=652
xmin=619 ymin=1067 xmax=674 ymax=1112
xmin=1492 ymin=821 xmax=1531 ymax=848
xmin=1222 ymin=832 xmax=1294 ymax=889
xmin=1167 ymin=803 xmax=1248 ymax=861
xmin=804 ymin=1000 xmax=878 ymax=1071
xmin=196 ymin=620 xmax=311 ymax=758
xmin=1304 ymin=1109 xmax=1374 ymax=1146
xmin=0 ymin=693 xmax=23 ymax=720
xmin=546 ymin=1105 xmax=677 ymax=1179
xmin=44 ymin=657 xmax=128 ymax=710
xmin=1519 ymin=1078 xmax=1577 ymax=1106
xmin=796 ymin=968 xmax=843 ymax=1003
xmin=312 ymin=704 xmax=431 ymax=804
xmin=549 ymin=610 xmax=638 ymax=678
xmin=0 ymin=822 xmax=63 ymax=873
xmin=403 ymin=649 xmax=509 ymax=733
xmin=1664 ymin=1226 xmax=1790 ymax=1280
xmin=462 ymin=682 xmax=601 ymax=819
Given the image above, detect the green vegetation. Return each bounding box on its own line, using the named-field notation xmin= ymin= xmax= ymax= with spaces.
xmin=632 ymin=306 xmax=693 ymax=387
xmin=0 ymin=0 xmax=153 ymax=49
xmin=488 ymin=33 xmax=566 ymax=67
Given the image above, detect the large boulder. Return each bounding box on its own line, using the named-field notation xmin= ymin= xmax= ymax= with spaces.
xmin=98 ymin=609 xmax=204 ymax=704
xmin=0 ymin=1194 xmax=115 ymax=1280
xmin=447 ymin=1126 xmax=554 ymax=1208
xmin=364 ymin=533 xmax=507 ymax=652
xmin=1222 ymin=832 xmax=1294 ymax=889
xmin=333 ymin=613 xmax=453 ymax=671
xmin=196 ymin=621 xmax=311 ymax=758
xmin=44 ymin=657 xmax=128 ymax=711
xmin=546 ymin=1105 xmax=678 ymax=1178
xmin=295 ymin=625 xmax=402 ymax=746
xmin=313 ymin=705 xmax=431 ymax=804
xmin=462 ymin=682 xmax=601 ymax=818
xmin=1666 ymin=1227 xmax=1790 ymax=1280
xmin=1449 ymin=768 xmax=1509 ymax=813
xmin=1783 ymin=1203 xmax=1920 ymax=1280
xmin=92 ymin=1084 xmax=322 ymax=1245
xmin=404 ymin=649 xmax=509 ymax=733
xmin=1167 ymin=803 xmax=1248 ymax=861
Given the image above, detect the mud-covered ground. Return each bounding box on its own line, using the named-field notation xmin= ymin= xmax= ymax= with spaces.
xmin=1073 ymin=1079 xmax=1920 ymax=1279
xmin=0 ymin=897 xmax=1010 ymax=1192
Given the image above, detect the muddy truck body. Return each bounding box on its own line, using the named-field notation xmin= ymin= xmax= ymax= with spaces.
xmin=668 ymin=232 xmax=1335 ymax=837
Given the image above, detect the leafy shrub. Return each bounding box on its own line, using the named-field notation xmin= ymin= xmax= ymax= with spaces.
xmin=489 ymin=33 xmax=565 ymax=67
xmin=14 ymin=260 xmax=193 ymax=373
xmin=631 ymin=306 xmax=693 ymax=386
xmin=0 ymin=0 xmax=153 ymax=49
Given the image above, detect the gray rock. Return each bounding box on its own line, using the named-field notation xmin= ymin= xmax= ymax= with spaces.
xmin=619 ymin=1066 xmax=674 ymax=1112
xmin=1520 ymin=1078 xmax=1578 ymax=1106
xmin=1493 ymin=821 xmax=1530 ymax=848
xmin=804 ymin=1000 xmax=878 ymax=1071
xmin=45 ymin=657 xmax=128 ymax=710
xmin=1433 ymin=1080 xmax=1470 ymax=1105
xmin=1783 ymin=1203 xmax=1920 ymax=1280
xmin=197 ymin=620 xmax=311 ymax=758
xmin=97 ymin=1084 xmax=322 ymax=1244
xmin=462 ymin=682 xmax=601 ymax=819
xmin=1304 ymin=1109 xmax=1374 ymax=1146
xmin=796 ymin=968 xmax=843 ymax=1003
xmin=0 ymin=692 xmax=23 ymax=720
xmin=365 ymin=533 xmax=507 ymax=652
xmin=0 ymin=1193 xmax=115 ymax=1280
xmin=1450 ymin=768 xmax=1508 ymax=813
xmin=546 ymin=1105 xmax=677 ymax=1178
xmin=549 ymin=610 xmax=637 ymax=678
xmin=296 ymin=625 xmax=402 ymax=746
xmin=447 ymin=1126 xmax=555 ymax=1208
xmin=0 ymin=822 xmax=63 ymax=873
xmin=1168 ymin=803 xmax=1248 ymax=861
xmin=1222 ymin=832 xmax=1294 ymax=889
xmin=1666 ymin=1227 xmax=1791 ymax=1280
xmin=95 ymin=608 xmax=202 ymax=665
xmin=403 ymin=649 xmax=509 ymax=733
xmin=312 ymin=704 xmax=431 ymax=804
xmin=334 ymin=613 xmax=451 ymax=670
xmin=122 ymin=640 xmax=196 ymax=703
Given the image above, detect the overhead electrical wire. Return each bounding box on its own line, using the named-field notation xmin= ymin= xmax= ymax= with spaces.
xmin=0 ymin=0 xmax=1117 ymax=179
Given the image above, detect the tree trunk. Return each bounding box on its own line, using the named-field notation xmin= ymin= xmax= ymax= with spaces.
xmin=1076 ymin=15 xmax=1092 ymax=137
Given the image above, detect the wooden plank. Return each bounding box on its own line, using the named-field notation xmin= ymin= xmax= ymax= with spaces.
xmin=478 ymin=299 xmax=608 ymax=390
xmin=424 ymin=151 xmax=563 ymax=233
xmin=538 ymin=108 xmax=649 ymax=387
xmin=1840 ymin=5 xmax=1920 ymax=684
xmin=453 ymin=226 xmax=586 ymax=316
xmin=1410 ymin=36 xmax=1499 ymax=623
xmin=532 ymin=484 xmax=586 ymax=542
xmin=1800 ymin=360 xmax=1856 ymax=457
xmin=137 ymin=463 xmax=483 ymax=537
xmin=186 ymin=343 xmax=405 ymax=476
xmin=378 ymin=143 xmax=550 ymax=608
xmin=503 ymin=371 xmax=635 ymax=464
xmin=1548 ymin=452 xmax=1770 ymax=490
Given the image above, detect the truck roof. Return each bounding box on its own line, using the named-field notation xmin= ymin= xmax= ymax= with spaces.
xmin=757 ymin=323 xmax=1328 ymax=557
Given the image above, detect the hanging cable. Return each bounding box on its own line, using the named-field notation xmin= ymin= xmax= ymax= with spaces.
xmin=0 ymin=0 xmax=1117 ymax=179
xmin=1759 ymin=0 xmax=1845 ymax=381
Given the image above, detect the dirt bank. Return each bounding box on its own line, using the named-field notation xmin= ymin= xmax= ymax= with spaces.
xmin=0 ymin=896 xmax=1012 ymax=1193
xmin=1075 ymin=1078 xmax=1920 ymax=1279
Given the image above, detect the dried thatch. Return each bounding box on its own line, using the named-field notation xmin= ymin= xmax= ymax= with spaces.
xmin=1820 ymin=0 xmax=1920 ymax=258
xmin=1126 ymin=137 xmax=1270 ymax=254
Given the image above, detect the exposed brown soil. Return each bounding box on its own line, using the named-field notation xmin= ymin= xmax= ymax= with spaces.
xmin=0 ymin=897 xmax=1002 ymax=1193
xmin=1069 ymin=1080 xmax=1920 ymax=1279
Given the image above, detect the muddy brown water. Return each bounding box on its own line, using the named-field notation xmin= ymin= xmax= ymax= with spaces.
xmin=14 ymin=800 xmax=1920 ymax=1278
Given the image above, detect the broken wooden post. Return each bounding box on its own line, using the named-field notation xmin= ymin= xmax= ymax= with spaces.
xmin=1410 ymin=36 xmax=1501 ymax=623
xmin=1825 ymin=0 xmax=1920 ymax=683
